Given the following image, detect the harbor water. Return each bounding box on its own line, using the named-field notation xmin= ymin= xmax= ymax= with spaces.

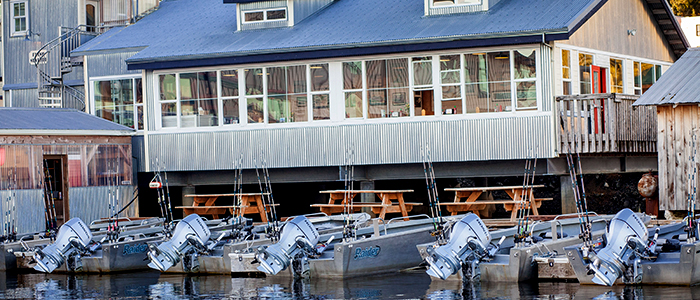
xmin=0 ymin=270 xmax=698 ymax=299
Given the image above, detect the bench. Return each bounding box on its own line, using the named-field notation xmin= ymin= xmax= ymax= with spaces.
xmin=314 ymin=190 xmax=420 ymax=220
xmin=177 ymin=193 xmax=277 ymax=221
xmin=443 ymin=186 xmax=550 ymax=221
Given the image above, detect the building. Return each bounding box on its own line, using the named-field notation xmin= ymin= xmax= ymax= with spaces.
xmin=633 ymin=47 xmax=700 ymax=212
xmin=678 ymin=16 xmax=700 ymax=47
xmin=12 ymin=0 xmax=692 ymax=217
xmin=1 ymin=0 xmax=159 ymax=111
xmin=0 ymin=108 xmax=135 ymax=234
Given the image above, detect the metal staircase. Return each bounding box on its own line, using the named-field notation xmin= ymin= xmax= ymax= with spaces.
xmin=32 ymin=26 xmax=99 ymax=111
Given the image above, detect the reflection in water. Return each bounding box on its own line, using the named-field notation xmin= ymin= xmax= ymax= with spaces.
xmin=2 ymin=271 xmax=700 ymax=299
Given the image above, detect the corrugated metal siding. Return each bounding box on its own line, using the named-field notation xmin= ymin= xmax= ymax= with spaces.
xmin=634 ymin=48 xmax=700 ymax=106
xmin=2 ymin=0 xmax=79 ymax=86
xmin=9 ymin=89 xmax=40 ymax=108
xmin=146 ymin=115 xmax=553 ymax=172
xmin=241 ymin=20 xmax=288 ymax=30
xmin=294 ymin=0 xmax=333 ymax=24
xmin=145 ymin=70 xmax=157 ymax=131
xmin=132 ymin=135 xmax=147 ymax=172
xmin=87 ymin=51 xmax=141 ymax=77
xmin=0 ymin=190 xmax=45 ymax=234
xmin=428 ymin=4 xmax=484 ymax=15
xmin=69 ymin=186 xmax=137 ymax=224
xmin=540 ymin=44 xmax=553 ymax=112
xmin=240 ymin=0 xmax=286 ymax=10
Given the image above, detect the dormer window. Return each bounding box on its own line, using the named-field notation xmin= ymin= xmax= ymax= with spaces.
xmin=243 ymin=8 xmax=287 ymax=23
xmin=431 ymin=0 xmax=480 ymax=7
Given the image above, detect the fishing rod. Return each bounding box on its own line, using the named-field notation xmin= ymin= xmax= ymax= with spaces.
xmin=522 ymin=147 xmax=539 ymax=238
xmin=38 ymin=160 xmax=51 ymax=233
xmin=421 ymin=146 xmax=438 ymax=232
xmin=150 ymin=159 xmax=168 ymax=228
xmin=516 ymin=148 xmax=532 ymax=240
xmin=110 ymin=188 xmax=139 ymax=218
xmin=232 ymin=153 xmax=244 ymax=223
xmin=44 ymin=159 xmax=58 ymax=231
xmin=261 ymin=155 xmax=280 ymax=240
xmin=253 ymin=157 xmax=274 ymax=239
xmin=559 ymin=113 xmax=590 ymax=246
xmin=161 ymin=159 xmax=174 ymax=228
xmin=341 ymin=147 xmax=357 ymax=241
xmin=426 ymin=146 xmax=443 ymax=227
xmin=688 ymin=132 xmax=697 ymax=239
xmin=574 ymin=142 xmax=592 ymax=243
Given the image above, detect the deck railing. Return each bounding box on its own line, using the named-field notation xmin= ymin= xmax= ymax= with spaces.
xmin=556 ymin=93 xmax=657 ymax=154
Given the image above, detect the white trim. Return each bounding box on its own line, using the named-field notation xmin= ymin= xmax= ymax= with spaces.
xmin=556 ymin=44 xmax=673 ymax=66
xmin=428 ymin=0 xmax=481 ymax=9
xmin=10 ymin=0 xmax=29 ymax=37
xmin=89 ymin=75 xmax=144 ymax=132
xmin=241 ymin=7 xmax=287 ymax=24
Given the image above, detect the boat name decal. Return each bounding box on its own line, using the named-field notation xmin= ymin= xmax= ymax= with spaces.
xmin=123 ymin=243 xmax=148 ymax=256
xmin=353 ymin=246 xmax=381 ymax=260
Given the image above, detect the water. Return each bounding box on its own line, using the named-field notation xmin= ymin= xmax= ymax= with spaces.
xmin=0 ymin=271 xmax=698 ymax=299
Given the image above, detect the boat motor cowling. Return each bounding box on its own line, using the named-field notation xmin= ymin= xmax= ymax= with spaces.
xmin=256 ymin=216 xmax=319 ymax=275
xmin=425 ymin=214 xmax=492 ymax=280
xmin=588 ymin=208 xmax=649 ymax=286
xmin=33 ymin=218 xmax=93 ymax=273
xmin=148 ymin=214 xmax=211 ymax=272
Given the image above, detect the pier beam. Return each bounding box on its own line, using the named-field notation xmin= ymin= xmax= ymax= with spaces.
xmin=182 ymin=185 xmax=195 ymax=207
xmin=560 ymin=175 xmax=576 ymax=214
xmin=361 ymin=180 xmax=375 ymax=215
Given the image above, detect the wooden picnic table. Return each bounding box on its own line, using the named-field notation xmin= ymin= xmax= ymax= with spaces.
xmin=441 ymin=185 xmax=552 ymax=221
xmin=175 ymin=193 xmax=277 ymax=221
xmin=311 ymin=190 xmax=419 ymax=221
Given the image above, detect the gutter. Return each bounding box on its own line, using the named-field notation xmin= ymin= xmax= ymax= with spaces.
xmin=0 ymin=130 xmax=136 ymax=136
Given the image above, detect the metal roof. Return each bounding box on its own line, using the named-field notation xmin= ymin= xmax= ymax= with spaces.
xmin=0 ymin=108 xmax=135 ymax=135
xmin=72 ymin=0 xmax=608 ymax=70
xmin=643 ymin=0 xmax=690 ymax=58
xmin=633 ymin=47 xmax=700 ymax=106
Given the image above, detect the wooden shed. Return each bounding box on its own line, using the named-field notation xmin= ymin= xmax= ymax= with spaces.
xmin=634 ymin=48 xmax=700 ymax=211
xmin=0 ymin=108 xmax=135 ymax=234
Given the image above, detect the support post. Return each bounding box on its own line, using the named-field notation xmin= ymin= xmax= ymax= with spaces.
xmin=361 ymin=180 xmax=374 ymax=215
xmin=182 ymin=185 xmax=195 ymax=207
xmin=560 ymin=175 xmax=577 ymax=214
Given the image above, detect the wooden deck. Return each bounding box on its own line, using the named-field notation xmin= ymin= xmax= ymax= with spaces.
xmin=557 ymin=93 xmax=656 ymax=154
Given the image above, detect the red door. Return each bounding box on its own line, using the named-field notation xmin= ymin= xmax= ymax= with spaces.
xmin=591 ymin=66 xmax=607 ymax=134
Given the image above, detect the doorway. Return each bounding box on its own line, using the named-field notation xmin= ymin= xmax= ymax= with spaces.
xmin=414 ymin=90 xmax=434 ymax=116
xmin=86 ymin=1 xmax=99 ymax=31
xmin=591 ymin=66 xmax=607 ymax=134
xmin=43 ymin=156 xmax=69 ymax=227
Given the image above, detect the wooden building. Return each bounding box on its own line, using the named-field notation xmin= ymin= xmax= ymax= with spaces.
xmin=634 ymin=47 xmax=700 ymax=211
xmin=0 ymin=108 xmax=135 ymax=234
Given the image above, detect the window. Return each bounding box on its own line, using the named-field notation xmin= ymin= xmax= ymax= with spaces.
xmin=267 ymin=65 xmax=307 ymax=123
xmin=464 ymin=51 xmax=512 ymax=113
xmin=159 ymin=74 xmax=177 ymax=128
xmin=579 ymin=53 xmax=593 ymax=94
xmin=343 ymin=61 xmax=364 ymax=118
xmin=245 ymin=68 xmax=264 ymax=123
xmin=634 ymin=61 xmax=663 ymax=95
xmin=412 ymin=57 xmax=434 ymax=116
xmin=11 ymin=1 xmax=29 ymax=36
xmin=610 ymin=58 xmax=623 ymax=93
xmin=561 ymin=50 xmax=572 ymax=95
xmin=439 ymin=55 xmax=462 ymax=114
xmin=243 ymin=8 xmax=286 ymax=23
xmin=431 ymin=0 xmax=480 ymax=7
xmin=310 ymin=64 xmax=330 ymax=120
xmin=93 ymin=78 xmax=143 ymax=130
xmin=514 ymin=49 xmax=537 ymax=109
xmin=221 ymin=70 xmax=239 ymax=124
xmin=367 ymin=59 xmax=409 ymax=118
xmin=179 ymin=72 xmax=218 ymax=127
xmin=697 ymin=24 xmax=700 ymax=36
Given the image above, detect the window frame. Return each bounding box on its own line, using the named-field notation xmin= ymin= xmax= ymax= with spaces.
xmin=609 ymin=58 xmax=624 ymax=94
xmin=696 ymin=24 xmax=700 ymax=37
xmin=429 ymin=0 xmax=481 ymax=8
xmin=241 ymin=7 xmax=287 ymax=24
xmin=561 ymin=49 xmax=572 ymax=95
xmin=10 ymin=0 xmax=29 ymax=37
xmin=89 ymin=75 xmax=144 ymax=131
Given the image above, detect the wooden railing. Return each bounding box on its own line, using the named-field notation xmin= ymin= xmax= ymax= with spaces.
xmin=556 ymin=93 xmax=657 ymax=154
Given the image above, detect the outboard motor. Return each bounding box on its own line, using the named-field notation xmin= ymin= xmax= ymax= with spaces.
xmin=33 ymin=218 xmax=92 ymax=273
xmin=148 ymin=214 xmax=211 ymax=272
xmin=256 ymin=216 xmax=319 ymax=275
xmin=425 ymin=214 xmax=498 ymax=281
xmin=588 ymin=208 xmax=649 ymax=286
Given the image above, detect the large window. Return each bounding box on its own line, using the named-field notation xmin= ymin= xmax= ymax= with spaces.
xmin=242 ymin=8 xmax=286 ymax=23
xmin=561 ymin=50 xmax=572 ymax=95
xmin=610 ymin=59 xmax=624 ymax=93
xmin=93 ymin=78 xmax=143 ymax=130
xmin=579 ymin=53 xmax=593 ymax=94
xmin=366 ymin=58 xmax=409 ymax=118
xmin=633 ymin=61 xmax=663 ymax=95
xmin=431 ymin=0 xmax=480 ymax=6
xmin=343 ymin=62 xmax=364 ymax=119
xmin=11 ymin=1 xmax=29 ymax=36
xmin=245 ymin=68 xmax=264 ymax=124
xmin=180 ymin=72 xmax=218 ymax=127
xmin=464 ymin=52 xmax=512 ymax=113
xmin=268 ymin=65 xmax=307 ymax=123
xmin=514 ymin=50 xmax=537 ymax=109
xmin=221 ymin=70 xmax=239 ymax=124
xmin=310 ymin=64 xmax=330 ymax=120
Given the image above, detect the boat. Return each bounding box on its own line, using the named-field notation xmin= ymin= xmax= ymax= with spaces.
xmin=565 ymin=208 xmax=698 ymax=286
xmin=250 ymin=213 xmax=454 ymax=278
xmin=148 ymin=212 xmax=371 ymax=274
xmin=418 ymin=212 xmax=619 ymax=282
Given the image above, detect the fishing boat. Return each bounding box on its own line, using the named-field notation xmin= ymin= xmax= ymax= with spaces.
xmin=417 ymin=212 xmax=616 ymax=282
xmin=565 ymin=208 xmax=698 ymax=286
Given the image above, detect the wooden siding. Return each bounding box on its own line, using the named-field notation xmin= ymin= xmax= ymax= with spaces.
xmin=560 ymin=0 xmax=675 ymax=63
xmin=658 ymin=105 xmax=700 ymax=211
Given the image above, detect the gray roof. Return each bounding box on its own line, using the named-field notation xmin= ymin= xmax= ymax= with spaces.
xmin=633 ymin=47 xmax=700 ymax=106
xmin=73 ymin=0 xmax=608 ymax=70
xmin=0 ymin=108 xmax=135 ymax=134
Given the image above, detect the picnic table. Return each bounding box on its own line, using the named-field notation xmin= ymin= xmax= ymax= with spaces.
xmin=441 ymin=185 xmax=552 ymax=221
xmin=311 ymin=190 xmax=420 ymax=220
xmin=175 ymin=193 xmax=277 ymax=221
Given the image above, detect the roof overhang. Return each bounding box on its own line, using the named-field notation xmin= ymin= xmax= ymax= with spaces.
xmin=126 ymin=30 xmax=569 ymax=71
xmin=0 ymin=130 xmax=136 ymax=136
xmin=644 ymin=0 xmax=689 ymax=58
